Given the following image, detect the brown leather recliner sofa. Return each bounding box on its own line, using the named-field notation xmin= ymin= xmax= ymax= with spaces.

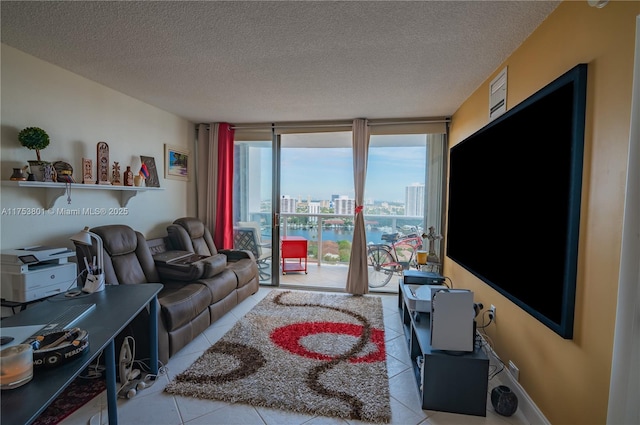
xmin=166 ymin=217 xmax=260 ymax=309
xmin=74 ymin=222 xmax=259 ymax=365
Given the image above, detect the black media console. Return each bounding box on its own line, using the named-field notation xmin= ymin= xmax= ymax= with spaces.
xmin=398 ymin=282 xmax=489 ymax=416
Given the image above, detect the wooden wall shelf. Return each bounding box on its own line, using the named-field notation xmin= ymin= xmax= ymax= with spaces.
xmin=2 ymin=181 xmax=163 ymax=208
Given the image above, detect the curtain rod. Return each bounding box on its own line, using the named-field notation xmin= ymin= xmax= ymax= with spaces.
xmin=197 ymin=118 xmax=451 ymax=131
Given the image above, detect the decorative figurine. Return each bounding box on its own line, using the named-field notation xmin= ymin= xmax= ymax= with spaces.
xmin=82 ymin=158 xmax=94 ymax=184
xmin=43 ymin=163 xmax=57 ymax=182
xmin=97 ymin=141 xmax=111 ymax=185
xmin=423 ymin=226 xmax=443 ymax=263
xmin=123 ymin=166 xmax=134 ymax=186
xmin=111 ymin=161 xmax=122 ymax=185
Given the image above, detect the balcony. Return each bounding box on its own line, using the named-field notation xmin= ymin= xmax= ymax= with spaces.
xmin=279 ymin=261 xmax=401 ymax=294
xmin=245 ymin=212 xmax=441 ymax=294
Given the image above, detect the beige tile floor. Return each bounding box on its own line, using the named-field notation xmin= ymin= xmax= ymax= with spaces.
xmin=277 ymin=261 xmax=401 ymax=294
xmin=59 ymin=282 xmax=533 ymax=425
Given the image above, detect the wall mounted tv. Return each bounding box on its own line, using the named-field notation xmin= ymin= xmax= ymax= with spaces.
xmin=446 ymin=63 xmax=587 ymax=339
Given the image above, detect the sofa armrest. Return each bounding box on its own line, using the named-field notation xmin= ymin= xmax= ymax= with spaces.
xmin=219 ymin=249 xmax=255 ymax=262
xmin=155 ymin=253 xmax=228 ymax=282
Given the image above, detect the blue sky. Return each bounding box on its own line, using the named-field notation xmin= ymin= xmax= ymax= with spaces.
xmin=278 ymin=145 xmax=427 ymax=202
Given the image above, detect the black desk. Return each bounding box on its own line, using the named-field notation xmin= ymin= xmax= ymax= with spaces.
xmin=0 ymin=284 xmax=162 ymax=425
xmin=1 ymin=298 xmax=42 ymax=315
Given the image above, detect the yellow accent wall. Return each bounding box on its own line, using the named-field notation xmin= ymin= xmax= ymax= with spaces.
xmin=447 ymin=2 xmax=639 ymax=424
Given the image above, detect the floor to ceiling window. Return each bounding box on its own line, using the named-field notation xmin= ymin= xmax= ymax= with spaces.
xmin=363 ymin=131 xmax=446 ymax=291
xmin=232 ymin=120 xmax=447 ymax=293
xmin=233 ymin=128 xmax=275 ymax=285
xmin=280 ymin=131 xmax=353 ymax=278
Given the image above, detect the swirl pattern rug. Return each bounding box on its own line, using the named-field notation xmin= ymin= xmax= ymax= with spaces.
xmin=165 ymin=290 xmax=391 ymax=423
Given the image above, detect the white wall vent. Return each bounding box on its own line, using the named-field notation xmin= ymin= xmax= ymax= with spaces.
xmin=489 ymin=67 xmax=508 ymax=121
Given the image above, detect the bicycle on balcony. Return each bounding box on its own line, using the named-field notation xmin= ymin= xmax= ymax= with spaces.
xmin=367 ymin=228 xmax=423 ymax=287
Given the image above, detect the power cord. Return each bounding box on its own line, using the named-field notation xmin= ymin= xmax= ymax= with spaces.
xmin=443 ymin=276 xmax=454 ymax=288
xmin=117 ymin=338 xmax=168 ymax=399
xmin=476 ymin=310 xmax=495 ymax=329
xmin=40 ymin=269 xmax=90 ymax=302
xmin=476 ymin=326 xmax=506 ymax=380
xmin=79 ymin=351 xmax=105 ymax=380
xmin=134 ymin=357 xmax=168 ymax=379
xmin=63 ymin=269 xmax=89 ymax=297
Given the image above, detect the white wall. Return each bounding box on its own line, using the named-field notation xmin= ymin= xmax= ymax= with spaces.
xmin=607 ymin=15 xmax=640 ymax=425
xmin=0 ymin=44 xmax=196 ymax=252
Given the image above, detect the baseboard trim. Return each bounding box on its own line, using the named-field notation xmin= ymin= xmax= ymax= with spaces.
xmin=480 ymin=333 xmax=550 ymax=424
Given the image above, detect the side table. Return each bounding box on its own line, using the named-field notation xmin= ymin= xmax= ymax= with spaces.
xmin=281 ymin=236 xmax=308 ymax=274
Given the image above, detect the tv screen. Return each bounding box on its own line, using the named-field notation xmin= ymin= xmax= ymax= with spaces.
xmin=447 ymin=64 xmax=587 ymax=338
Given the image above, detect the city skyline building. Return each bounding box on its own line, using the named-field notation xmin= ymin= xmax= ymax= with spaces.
xmin=334 ymin=195 xmax=355 ymax=215
xmin=308 ymin=201 xmax=320 ymax=223
xmin=405 ymin=183 xmax=425 ymax=217
xmin=281 ymin=195 xmax=296 ymax=213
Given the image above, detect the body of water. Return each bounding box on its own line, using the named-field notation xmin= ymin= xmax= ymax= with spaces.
xmin=278 ymin=228 xmax=392 ymax=244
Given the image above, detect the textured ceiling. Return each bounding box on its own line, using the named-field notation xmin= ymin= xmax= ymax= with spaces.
xmin=1 ymin=1 xmax=559 ymax=124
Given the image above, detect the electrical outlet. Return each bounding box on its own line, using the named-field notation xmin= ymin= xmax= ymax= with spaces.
xmin=489 ymin=304 xmax=496 ymax=321
xmin=508 ymin=360 xmax=520 ymax=381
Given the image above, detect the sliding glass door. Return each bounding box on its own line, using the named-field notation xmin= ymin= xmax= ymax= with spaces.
xmin=232 ymin=121 xmax=447 ymax=292
xmin=279 ymin=131 xmax=354 ymax=290
xmin=233 ymin=130 xmax=276 ymax=285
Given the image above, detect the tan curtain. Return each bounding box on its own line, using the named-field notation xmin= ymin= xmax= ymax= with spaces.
xmin=196 ymin=123 xmax=219 ymax=233
xmin=346 ymin=118 xmax=370 ymax=294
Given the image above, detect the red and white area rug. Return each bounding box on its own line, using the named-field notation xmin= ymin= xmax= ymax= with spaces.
xmin=165 ymin=290 xmax=391 ymax=423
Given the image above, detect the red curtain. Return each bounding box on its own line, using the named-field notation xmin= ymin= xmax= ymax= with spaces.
xmin=214 ymin=123 xmax=234 ymax=249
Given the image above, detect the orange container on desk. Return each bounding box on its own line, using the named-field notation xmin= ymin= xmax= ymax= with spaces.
xmin=281 ymin=236 xmax=308 ymax=274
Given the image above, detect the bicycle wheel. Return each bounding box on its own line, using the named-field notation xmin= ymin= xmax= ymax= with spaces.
xmin=367 ymin=247 xmax=395 ymax=287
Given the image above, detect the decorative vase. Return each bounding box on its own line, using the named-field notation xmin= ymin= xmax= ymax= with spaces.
xmin=491 ymin=385 xmax=518 ymax=416
xmin=27 ymin=160 xmax=50 ymax=182
xmin=9 ymin=167 xmax=27 ymax=181
xmin=123 ymin=166 xmax=134 ymax=186
xmin=133 ymin=175 xmax=143 ymax=187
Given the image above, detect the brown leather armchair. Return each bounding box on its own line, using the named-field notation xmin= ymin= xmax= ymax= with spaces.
xmin=166 ymin=217 xmax=260 ymax=305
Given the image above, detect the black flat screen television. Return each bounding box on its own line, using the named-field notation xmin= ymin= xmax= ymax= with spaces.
xmin=446 ymin=64 xmax=587 ymax=338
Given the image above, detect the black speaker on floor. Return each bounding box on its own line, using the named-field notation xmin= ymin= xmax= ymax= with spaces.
xmin=491 ymin=385 xmax=518 ymax=416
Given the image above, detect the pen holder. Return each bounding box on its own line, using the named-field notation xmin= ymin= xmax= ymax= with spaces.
xmin=84 ymin=273 xmax=105 ymax=293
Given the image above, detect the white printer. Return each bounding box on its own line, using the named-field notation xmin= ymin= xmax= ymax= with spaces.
xmin=1 ymin=246 xmax=77 ymax=302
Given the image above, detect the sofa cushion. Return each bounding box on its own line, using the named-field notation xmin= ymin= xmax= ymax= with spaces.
xmin=158 ymin=282 xmax=212 ymax=332
xmin=196 ymin=269 xmax=238 ymax=304
xmin=224 ymin=258 xmax=258 ymax=289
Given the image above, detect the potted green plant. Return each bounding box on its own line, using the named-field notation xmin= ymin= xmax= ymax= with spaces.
xmin=18 ymin=127 xmax=51 ymax=181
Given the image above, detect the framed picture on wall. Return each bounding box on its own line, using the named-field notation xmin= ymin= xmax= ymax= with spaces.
xmin=164 ymin=144 xmax=190 ymax=181
xmin=140 ymin=155 xmax=160 ymax=187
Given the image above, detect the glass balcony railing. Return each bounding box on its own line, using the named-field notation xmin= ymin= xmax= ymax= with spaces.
xmin=245 ymin=212 xmax=425 ymax=266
